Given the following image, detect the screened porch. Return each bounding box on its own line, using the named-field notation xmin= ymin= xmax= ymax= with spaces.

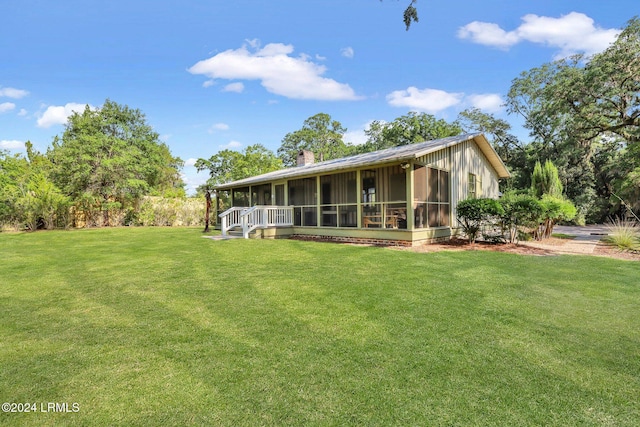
xmin=217 ymin=163 xmax=451 ymax=232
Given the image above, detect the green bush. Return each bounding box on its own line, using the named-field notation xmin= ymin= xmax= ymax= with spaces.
xmin=456 ymin=198 xmax=504 ymax=243
xmin=498 ymin=192 xmax=542 ymax=243
xmin=536 ymin=195 xmax=577 ymax=240
xmin=136 ymin=196 xmax=205 ymax=227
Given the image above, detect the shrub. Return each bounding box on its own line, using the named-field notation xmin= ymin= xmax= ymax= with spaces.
xmin=498 ymin=192 xmax=542 ymax=243
xmin=536 ymin=195 xmax=577 ymax=240
xmin=136 ymin=197 xmax=205 ymax=227
xmin=456 ymin=198 xmax=504 ymax=243
xmin=606 ymin=217 xmax=640 ymax=251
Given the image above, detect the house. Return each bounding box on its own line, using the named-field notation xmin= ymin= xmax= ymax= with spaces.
xmin=214 ymin=133 xmax=510 ymax=246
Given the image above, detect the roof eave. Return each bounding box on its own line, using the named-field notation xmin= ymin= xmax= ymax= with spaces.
xmin=214 ymin=133 xmax=511 ymax=190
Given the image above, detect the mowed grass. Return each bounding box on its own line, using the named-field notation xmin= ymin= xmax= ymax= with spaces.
xmin=1 ymin=228 xmax=639 ymax=426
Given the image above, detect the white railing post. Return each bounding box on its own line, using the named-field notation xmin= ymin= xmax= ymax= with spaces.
xmin=221 ymin=215 xmax=228 ymax=236
xmin=219 ymin=205 xmax=293 ymax=239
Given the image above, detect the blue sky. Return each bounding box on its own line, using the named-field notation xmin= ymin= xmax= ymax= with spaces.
xmin=0 ymin=1 xmax=635 ymax=193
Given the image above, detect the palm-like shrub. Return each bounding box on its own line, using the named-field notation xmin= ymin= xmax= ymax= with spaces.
xmin=606 ymin=217 xmax=640 ymax=251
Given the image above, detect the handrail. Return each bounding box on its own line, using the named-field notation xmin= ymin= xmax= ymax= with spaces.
xmin=242 ymin=206 xmax=260 ymax=238
xmin=219 ymin=206 xmax=294 ymax=238
xmin=218 ymin=206 xmax=247 ymax=236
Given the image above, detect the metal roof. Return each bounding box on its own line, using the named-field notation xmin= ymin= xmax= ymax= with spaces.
xmin=215 ymin=133 xmax=510 ymax=190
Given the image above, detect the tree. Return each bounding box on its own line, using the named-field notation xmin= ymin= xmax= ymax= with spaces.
xmin=457 ymin=108 xmax=528 ymax=190
xmin=196 ymin=144 xmax=282 ymax=188
xmin=277 ymin=113 xmax=351 ymax=167
xmin=402 ymin=0 xmax=419 ymax=30
xmin=203 ymin=189 xmax=212 ymax=233
xmin=356 ymin=112 xmax=461 ymax=153
xmin=381 ymin=0 xmax=419 ymax=30
xmin=536 ymin=195 xmax=577 ymax=240
xmin=531 ymin=160 xmax=563 ymax=198
xmin=506 ymin=18 xmax=640 ymax=221
xmin=15 ymin=172 xmax=70 ymax=230
xmin=47 ymin=100 xmax=184 ymax=226
xmin=528 ymin=160 xmax=576 ymax=238
xmin=0 ymin=148 xmax=69 ymax=230
xmin=0 ymin=150 xmax=28 ymax=227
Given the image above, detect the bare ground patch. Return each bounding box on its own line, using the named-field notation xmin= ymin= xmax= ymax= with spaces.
xmin=394 ymin=237 xmax=639 ymax=261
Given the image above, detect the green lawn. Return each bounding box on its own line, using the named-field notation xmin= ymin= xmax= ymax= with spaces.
xmin=1 ymin=228 xmax=639 ymax=426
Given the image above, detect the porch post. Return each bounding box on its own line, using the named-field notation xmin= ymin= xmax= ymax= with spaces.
xmin=406 ymin=163 xmax=415 ymax=231
xmin=356 ymin=169 xmax=362 ymax=228
xmin=315 ymin=176 xmax=321 ymax=227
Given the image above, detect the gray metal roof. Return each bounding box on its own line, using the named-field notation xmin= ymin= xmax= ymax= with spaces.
xmin=215 ymin=133 xmax=510 ymax=190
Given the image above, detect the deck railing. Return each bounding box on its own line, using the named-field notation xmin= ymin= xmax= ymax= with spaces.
xmin=219 ymin=206 xmax=294 ymax=238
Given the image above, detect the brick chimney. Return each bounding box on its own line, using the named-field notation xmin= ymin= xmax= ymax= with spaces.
xmin=297 ymin=150 xmax=315 ymax=166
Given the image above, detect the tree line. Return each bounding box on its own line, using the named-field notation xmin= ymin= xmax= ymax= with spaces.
xmin=3 ymin=18 xmax=638 ymax=230
xmin=198 ymin=18 xmax=640 ymax=224
xmin=0 ymin=100 xmax=187 ymax=230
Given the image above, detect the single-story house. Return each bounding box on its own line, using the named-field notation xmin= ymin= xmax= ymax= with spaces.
xmin=214 ymin=133 xmax=510 ymax=246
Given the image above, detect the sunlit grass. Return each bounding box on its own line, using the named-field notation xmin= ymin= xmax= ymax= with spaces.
xmin=1 ymin=227 xmax=639 ymax=426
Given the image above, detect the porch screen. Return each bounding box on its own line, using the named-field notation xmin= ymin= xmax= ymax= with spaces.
xmin=252 ymin=184 xmax=271 ymax=205
xmin=413 ymin=165 xmax=449 ymax=228
xmin=361 ymin=165 xmax=408 ymax=229
xmin=320 ymin=172 xmax=357 ymax=227
xmin=232 ymin=187 xmax=250 ymax=207
xmin=288 ymin=178 xmax=317 ymax=226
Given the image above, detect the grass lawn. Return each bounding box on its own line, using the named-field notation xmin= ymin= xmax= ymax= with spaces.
xmin=1 ymin=227 xmax=639 ymax=426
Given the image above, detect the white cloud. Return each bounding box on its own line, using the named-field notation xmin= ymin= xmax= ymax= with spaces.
xmin=0 ymin=102 xmax=16 ymax=113
xmin=18 ymin=108 xmax=28 ymax=116
xmin=184 ymin=158 xmax=198 ymax=167
xmin=341 ymin=47 xmax=355 ymax=59
xmin=458 ymin=12 xmax=619 ymax=57
xmin=209 ymin=123 xmax=230 ymax=133
xmin=0 ymin=140 xmax=25 ymax=150
xmin=37 ymin=103 xmax=92 ymax=128
xmin=178 ymin=168 xmax=209 ymax=195
xmin=222 ymin=82 xmax=245 ymax=93
xmin=220 ymin=140 xmax=242 ymax=149
xmin=343 ymin=129 xmax=367 ymax=146
xmin=467 ymin=94 xmax=504 ymax=113
xmin=343 ymin=120 xmax=381 ymax=146
xmin=188 ymin=41 xmax=361 ymax=101
xmin=0 ymin=87 xmax=29 ymax=99
xmin=458 ymin=22 xmax=520 ymax=50
xmin=386 ymin=87 xmax=463 ymax=113
xmin=203 ymin=80 xmax=215 ymax=88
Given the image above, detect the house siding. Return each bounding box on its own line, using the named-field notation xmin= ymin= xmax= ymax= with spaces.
xmin=449 ymin=139 xmax=501 ymax=227
xmin=215 ymin=134 xmax=508 ymax=243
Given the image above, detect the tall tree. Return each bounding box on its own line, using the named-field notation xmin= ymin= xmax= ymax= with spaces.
xmin=277 ymin=113 xmax=350 ymax=167
xmin=195 ymin=144 xmax=282 ymax=187
xmin=357 ymin=112 xmax=461 ymax=154
xmin=48 ymin=100 xmax=184 ymax=225
xmin=505 ymin=17 xmax=640 ymax=221
xmin=531 ymin=160 xmax=563 ymax=198
xmin=457 ymin=108 xmax=528 ymax=190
